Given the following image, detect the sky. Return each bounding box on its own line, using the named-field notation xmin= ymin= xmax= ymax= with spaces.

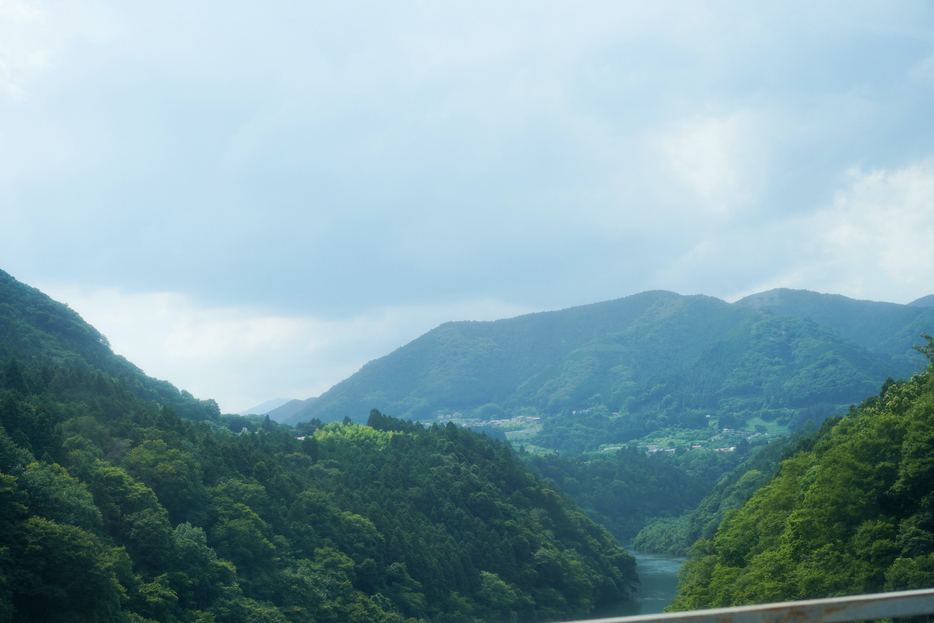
xmin=2 ymin=1 xmax=934 ymax=413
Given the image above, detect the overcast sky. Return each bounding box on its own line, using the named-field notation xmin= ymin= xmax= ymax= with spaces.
xmin=2 ymin=1 xmax=934 ymax=413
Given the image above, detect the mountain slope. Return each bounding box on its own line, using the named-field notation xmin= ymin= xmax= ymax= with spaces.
xmin=0 ymin=272 xmax=638 ymax=622
xmin=0 ymin=269 xmax=219 ymax=422
xmin=631 ymin=427 xmax=816 ymax=555
xmin=288 ymin=291 xmax=716 ymax=423
xmin=267 ymin=396 xmax=316 ymax=422
xmin=287 ymin=291 xmax=924 ymax=450
xmin=669 ymin=356 xmax=934 ymax=609
xmin=239 ymin=397 xmax=292 ymax=415
xmin=734 ymin=288 xmax=934 ymax=356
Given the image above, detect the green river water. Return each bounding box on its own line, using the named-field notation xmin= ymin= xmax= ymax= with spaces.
xmin=593 ymin=551 xmax=687 ymax=618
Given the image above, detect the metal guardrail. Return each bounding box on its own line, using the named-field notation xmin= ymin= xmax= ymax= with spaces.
xmin=564 ymin=588 xmax=934 ymax=623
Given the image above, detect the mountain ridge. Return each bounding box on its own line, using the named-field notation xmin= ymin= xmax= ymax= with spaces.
xmin=0 ymin=269 xmax=220 ymax=422
xmin=286 ymin=289 xmax=928 ymax=451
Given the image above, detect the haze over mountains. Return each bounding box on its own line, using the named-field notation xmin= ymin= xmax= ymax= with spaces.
xmin=238 ymin=397 xmax=291 ymax=416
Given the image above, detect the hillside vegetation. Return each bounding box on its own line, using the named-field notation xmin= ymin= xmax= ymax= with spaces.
xmin=524 ymin=444 xmax=746 ymax=545
xmin=669 ymin=342 xmax=934 ymax=609
xmin=0 ymin=270 xmax=637 ymax=622
xmin=630 ymin=426 xmax=816 ymax=555
xmin=287 ymin=290 xmax=926 ymax=453
xmin=0 ymin=269 xmax=220 ymax=422
xmin=0 ymin=358 xmax=636 ymax=623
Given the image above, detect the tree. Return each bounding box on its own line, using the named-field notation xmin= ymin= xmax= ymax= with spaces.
xmin=122 ymin=439 xmax=206 ymax=524
xmin=14 ymin=517 xmax=125 ymax=622
xmin=913 ymin=333 xmax=934 ymax=365
xmin=301 ymin=435 xmax=319 ymax=464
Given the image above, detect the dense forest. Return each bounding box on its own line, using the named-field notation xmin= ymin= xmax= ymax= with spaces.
xmin=0 ymin=360 xmax=636 ymax=623
xmin=523 ymin=444 xmax=747 ymax=545
xmin=669 ymin=339 xmax=934 ymax=609
xmin=0 ymin=270 xmax=637 ymax=623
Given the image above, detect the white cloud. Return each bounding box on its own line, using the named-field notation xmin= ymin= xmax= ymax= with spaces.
xmin=0 ymin=0 xmax=118 ymax=99
xmin=654 ymin=111 xmax=769 ymax=220
xmin=4 ymin=0 xmax=934 ymax=407
xmin=816 ymin=162 xmax=934 ymax=296
xmin=36 ymin=285 xmax=533 ymax=414
xmin=727 ymin=160 xmax=934 ymax=303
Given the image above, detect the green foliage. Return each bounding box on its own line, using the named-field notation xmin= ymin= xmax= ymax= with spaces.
xmin=5 ymin=270 xmax=928 ymax=620
xmin=669 ymin=367 xmax=934 ymax=609
xmin=0 ymin=350 xmax=636 ymax=622
xmin=20 ymin=461 xmax=102 ymax=531
xmin=913 ymin=333 xmax=934 ymax=364
xmin=632 ymin=427 xmax=815 ymax=555
xmin=286 ymin=290 xmax=921 ymax=456
xmin=524 ymin=445 xmax=743 ymax=544
xmin=15 ymin=516 xmax=126 ymax=622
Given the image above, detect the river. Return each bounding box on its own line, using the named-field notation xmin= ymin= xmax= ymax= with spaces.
xmin=629 ymin=551 xmax=686 ymax=614
xmin=593 ymin=551 xmax=687 ymax=618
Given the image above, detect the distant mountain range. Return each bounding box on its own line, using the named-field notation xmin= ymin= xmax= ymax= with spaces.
xmin=266 ymin=396 xmax=317 ymax=422
xmin=238 ymin=398 xmax=319 ymax=422
xmin=239 ymin=397 xmax=293 ymax=415
xmin=284 ymin=289 xmax=933 ymax=448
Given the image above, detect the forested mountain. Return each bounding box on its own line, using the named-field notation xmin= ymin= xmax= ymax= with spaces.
xmin=0 ymin=271 xmax=636 ymax=622
xmin=0 ymin=270 xmax=220 ymax=422
xmin=669 ymin=346 xmax=934 ymax=609
xmin=286 ymin=290 xmax=925 ymax=452
xmin=734 ymin=288 xmax=934 ymax=356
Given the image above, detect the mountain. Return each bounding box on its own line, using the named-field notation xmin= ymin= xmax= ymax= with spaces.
xmin=288 ymin=291 xmax=719 ymax=424
xmin=238 ymin=397 xmax=293 ymax=416
xmin=285 ymin=290 xmax=927 ymax=451
xmin=0 ymin=271 xmax=638 ymax=622
xmin=0 ymin=269 xmax=220 ymax=422
xmin=908 ymin=294 xmax=934 ymax=307
xmin=266 ymin=396 xmax=317 ymax=422
xmin=734 ymin=288 xmax=934 ymax=355
xmin=669 ymin=352 xmax=934 ymax=609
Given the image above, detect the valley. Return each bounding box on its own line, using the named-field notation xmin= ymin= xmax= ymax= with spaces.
xmin=1 ymin=268 xmax=933 ymax=622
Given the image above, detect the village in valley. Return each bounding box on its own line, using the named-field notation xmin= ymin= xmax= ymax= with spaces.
xmin=433 ymin=410 xmax=770 ymax=455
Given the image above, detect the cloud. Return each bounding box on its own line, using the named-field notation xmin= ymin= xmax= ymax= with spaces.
xmin=810 ymin=161 xmax=934 ymax=298
xmin=653 ymin=111 xmax=770 ymax=220
xmin=37 ymin=284 xmax=532 ymax=413
xmin=720 ymin=160 xmax=934 ymax=303
xmin=3 ymin=1 xmax=934 ymax=411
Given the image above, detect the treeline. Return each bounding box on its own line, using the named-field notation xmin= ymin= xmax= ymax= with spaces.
xmin=669 ymin=343 xmax=934 ymax=609
xmin=0 ymin=356 xmax=635 ymax=623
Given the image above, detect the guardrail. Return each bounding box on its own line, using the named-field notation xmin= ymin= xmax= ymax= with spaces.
xmin=564 ymin=588 xmax=934 ymax=623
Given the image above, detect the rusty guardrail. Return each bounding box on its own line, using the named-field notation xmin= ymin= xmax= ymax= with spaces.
xmin=563 ymin=588 xmax=934 ymax=623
